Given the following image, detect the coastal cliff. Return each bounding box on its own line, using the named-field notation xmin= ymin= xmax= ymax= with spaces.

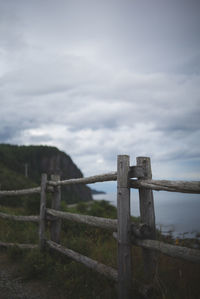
xmin=0 ymin=144 xmax=92 ymax=203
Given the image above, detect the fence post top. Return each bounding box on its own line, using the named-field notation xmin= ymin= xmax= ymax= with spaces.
xmin=136 ymin=157 xmax=152 ymax=179
xmin=117 ymin=154 xmax=130 ymax=159
xmin=136 ymin=156 xmax=151 ymax=161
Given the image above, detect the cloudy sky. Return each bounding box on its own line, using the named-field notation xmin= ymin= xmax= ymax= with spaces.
xmin=0 ymin=0 xmax=200 ymax=191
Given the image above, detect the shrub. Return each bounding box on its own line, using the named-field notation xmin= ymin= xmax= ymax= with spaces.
xmin=21 ymin=250 xmax=54 ymax=279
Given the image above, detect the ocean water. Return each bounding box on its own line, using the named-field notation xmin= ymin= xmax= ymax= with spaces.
xmin=93 ymin=191 xmax=200 ymax=238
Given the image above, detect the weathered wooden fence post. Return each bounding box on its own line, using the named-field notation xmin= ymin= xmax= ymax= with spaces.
xmin=50 ymin=175 xmax=61 ymax=243
xmin=39 ymin=173 xmax=47 ymax=251
xmin=136 ymin=157 xmax=156 ymax=283
xmin=117 ymin=155 xmax=132 ymax=299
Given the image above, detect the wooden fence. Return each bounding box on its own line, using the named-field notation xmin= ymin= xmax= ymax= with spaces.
xmin=0 ymin=155 xmax=200 ymax=299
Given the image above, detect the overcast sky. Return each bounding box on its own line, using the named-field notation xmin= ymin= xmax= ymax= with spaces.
xmin=0 ymin=0 xmax=200 ymax=191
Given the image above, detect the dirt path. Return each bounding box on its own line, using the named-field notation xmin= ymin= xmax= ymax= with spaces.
xmin=0 ymin=252 xmax=63 ymax=299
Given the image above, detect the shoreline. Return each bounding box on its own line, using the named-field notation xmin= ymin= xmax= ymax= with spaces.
xmin=92 ymin=192 xmax=200 ymax=239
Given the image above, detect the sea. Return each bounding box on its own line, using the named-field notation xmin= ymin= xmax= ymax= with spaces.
xmin=92 ymin=191 xmax=200 ymax=239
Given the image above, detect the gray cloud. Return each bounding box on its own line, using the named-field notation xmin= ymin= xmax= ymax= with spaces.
xmin=0 ymin=0 xmax=200 ymax=180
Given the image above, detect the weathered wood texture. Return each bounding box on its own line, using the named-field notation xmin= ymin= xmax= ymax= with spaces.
xmin=0 ymin=187 xmax=41 ymax=196
xmin=132 ymin=239 xmax=200 ymax=264
xmin=131 ymin=223 xmax=152 ymax=239
xmin=47 ymin=209 xmax=145 ymax=234
xmin=0 ymin=212 xmax=39 ymax=222
xmin=39 ymin=174 xmax=47 ymax=251
xmin=46 ymin=208 xmax=117 ymax=230
xmin=129 ymin=166 xmax=144 ymax=178
xmin=0 ymin=186 xmax=53 ymax=197
xmin=0 ymin=241 xmax=38 ymax=249
xmin=136 ymin=157 xmax=156 ymax=238
xmin=113 ymin=231 xmax=200 ymax=265
xmin=48 ymin=172 xmax=117 ymax=186
xmin=50 ymin=175 xmax=61 ymax=243
xmin=46 ymin=240 xmax=118 ymax=281
xmin=47 ymin=166 xmax=145 ymax=187
xmin=117 ymin=155 xmax=132 ymax=299
xmin=130 ymin=179 xmax=200 ymax=194
xmin=136 ymin=157 xmax=156 ymax=283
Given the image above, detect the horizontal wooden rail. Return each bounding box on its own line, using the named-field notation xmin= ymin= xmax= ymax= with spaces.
xmin=130 ymin=179 xmax=200 ymax=194
xmin=47 ymin=209 xmax=147 ymax=236
xmin=0 ymin=187 xmax=41 ymax=196
xmin=48 ymin=172 xmax=117 ymax=186
xmin=1 ymin=179 xmax=198 ymax=195
xmin=113 ymin=232 xmax=200 ymax=264
xmin=48 ymin=167 xmax=145 ymax=187
xmin=0 ymin=186 xmax=54 ymax=197
xmin=0 ymin=241 xmax=38 ymax=249
xmin=46 ymin=208 xmax=117 ymax=230
xmin=46 ymin=240 xmax=118 ymax=281
xmin=133 ymin=238 xmax=200 ymax=264
xmin=0 ymin=212 xmax=39 ymax=223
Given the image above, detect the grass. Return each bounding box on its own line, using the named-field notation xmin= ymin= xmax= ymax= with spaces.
xmin=0 ymin=200 xmax=200 ymax=298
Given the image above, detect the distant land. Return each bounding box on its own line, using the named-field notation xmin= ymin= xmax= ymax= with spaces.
xmin=90 ymin=189 xmax=106 ymax=195
xmin=0 ymin=144 xmax=92 ymax=204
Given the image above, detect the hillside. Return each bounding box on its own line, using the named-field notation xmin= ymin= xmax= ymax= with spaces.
xmin=0 ymin=144 xmax=92 ymax=204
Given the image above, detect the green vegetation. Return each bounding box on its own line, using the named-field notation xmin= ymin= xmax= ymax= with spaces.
xmin=1 ymin=144 xmax=199 ymax=298
xmin=0 ymin=144 xmax=64 ymax=184
xmin=0 ymin=201 xmax=119 ymax=298
xmin=0 ymin=199 xmax=200 ymax=299
xmin=0 ymin=144 xmax=92 ymax=204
